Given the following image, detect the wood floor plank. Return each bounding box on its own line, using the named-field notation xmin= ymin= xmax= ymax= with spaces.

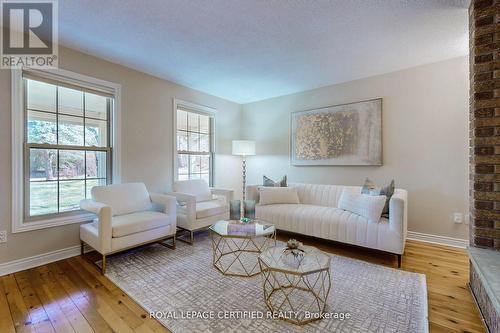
xmin=13 ymin=270 xmax=56 ymax=333
xmin=0 ymin=276 xmax=16 ymax=333
xmin=44 ymin=262 xmax=95 ymax=333
xmin=66 ymin=256 xmax=152 ymax=332
xmin=26 ymin=265 xmax=79 ymax=333
xmin=1 ymin=274 xmax=36 ymax=333
xmin=53 ymin=261 xmax=114 ymax=333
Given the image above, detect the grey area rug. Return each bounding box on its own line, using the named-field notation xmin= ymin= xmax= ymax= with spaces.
xmin=104 ymin=234 xmax=428 ymax=333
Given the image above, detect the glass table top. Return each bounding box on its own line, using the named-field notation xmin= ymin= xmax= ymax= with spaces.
xmin=209 ymin=220 xmax=275 ymax=238
xmin=259 ymin=245 xmax=331 ymax=274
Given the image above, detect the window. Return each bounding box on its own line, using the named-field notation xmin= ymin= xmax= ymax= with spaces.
xmin=12 ymin=68 xmax=121 ymax=232
xmin=25 ymin=77 xmax=112 ymax=219
xmin=175 ymin=103 xmax=214 ymax=185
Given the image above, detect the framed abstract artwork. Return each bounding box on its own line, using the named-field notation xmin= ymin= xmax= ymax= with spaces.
xmin=291 ymin=98 xmax=382 ymax=166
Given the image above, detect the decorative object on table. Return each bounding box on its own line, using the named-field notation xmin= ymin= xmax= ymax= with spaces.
xmin=259 ymin=245 xmax=332 ymax=325
xmin=282 ymin=238 xmax=305 ymax=266
xmin=243 ymin=200 xmax=256 ymax=219
xmin=240 ymin=217 xmax=251 ymax=223
xmin=263 ymin=175 xmax=287 ymax=187
xmin=210 ymin=220 xmax=276 ymax=277
xmin=227 ymin=220 xmax=256 ymax=235
xmin=229 ymin=200 xmax=241 ymax=220
xmin=232 ymin=140 xmax=256 ymax=204
xmin=291 ymin=98 xmax=382 ymax=166
xmin=361 ymin=178 xmax=395 ymax=217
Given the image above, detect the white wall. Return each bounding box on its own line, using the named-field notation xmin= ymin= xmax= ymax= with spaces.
xmin=0 ymin=46 xmax=242 ymax=263
xmin=241 ymin=56 xmax=469 ymax=240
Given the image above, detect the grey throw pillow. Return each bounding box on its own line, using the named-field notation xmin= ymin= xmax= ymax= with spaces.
xmin=361 ymin=178 xmax=395 ymax=217
xmin=263 ymin=175 xmax=287 ymax=187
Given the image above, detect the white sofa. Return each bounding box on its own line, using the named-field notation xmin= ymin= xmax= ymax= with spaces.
xmin=247 ymin=183 xmax=407 ymax=267
xmin=168 ymin=179 xmax=233 ymax=244
xmin=80 ymin=183 xmax=177 ymax=273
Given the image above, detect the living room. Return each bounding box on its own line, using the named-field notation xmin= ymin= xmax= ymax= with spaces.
xmin=0 ymin=1 xmax=498 ymax=333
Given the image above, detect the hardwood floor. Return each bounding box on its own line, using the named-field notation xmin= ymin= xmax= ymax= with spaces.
xmin=0 ymin=235 xmax=486 ymax=333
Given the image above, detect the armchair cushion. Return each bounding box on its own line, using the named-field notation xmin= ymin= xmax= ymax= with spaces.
xmin=112 ymin=211 xmax=171 ymax=238
xmin=91 ymin=183 xmax=152 ymax=216
xmin=195 ymin=199 xmax=229 ymax=219
xmin=173 ymin=179 xmax=212 ymax=202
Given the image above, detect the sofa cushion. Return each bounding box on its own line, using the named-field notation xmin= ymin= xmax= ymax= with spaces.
xmin=112 ymin=211 xmax=171 ymax=238
xmin=195 ymin=199 xmax=229 ymax=219
xmin=338 ymin=190 xmax=386 ymax=223
xmin=263 ymin=175 xmax=287 ymax=187
xmin=361 ymin=178 xmax=395 ymax=216
xmin=173 ymin=179 xmax=212 ymax=202
xmin=91 ymin=183 xmax=152 ymax=216
xmin=259 ymin=187 xmax=300 ymax=205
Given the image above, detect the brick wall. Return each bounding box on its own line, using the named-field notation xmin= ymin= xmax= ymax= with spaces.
xmin=470 ymin=0 xmax=500 ymax=250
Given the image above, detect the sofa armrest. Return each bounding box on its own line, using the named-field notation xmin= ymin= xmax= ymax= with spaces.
xmin=150 ymin=193 xmax=177 ymax=228
xmin=389 ymin=189 xmax=408 ymax=241
xmin=211 ymin=188 xmax=234 ymax=203
xmin=167 ymin=192 xmax=196 ymax=221
xmin=79 ymin=199 xmax=112 ymax=253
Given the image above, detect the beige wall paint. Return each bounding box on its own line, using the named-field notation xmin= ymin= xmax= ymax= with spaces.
xmin=0 ymin=46 xmax=242 ymax=263
xmin=241 ymin=56 xmax=469 ymax=240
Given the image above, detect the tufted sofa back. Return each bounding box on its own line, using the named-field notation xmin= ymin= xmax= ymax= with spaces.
xmin=246 ymin=183 xmax=361 ymax=208
xmin=291 ymin=183 xmax=361 ymax=208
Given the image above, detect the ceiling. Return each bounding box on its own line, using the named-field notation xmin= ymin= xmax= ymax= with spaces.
xmin=59 ymin=0 xmax=469 ymax=104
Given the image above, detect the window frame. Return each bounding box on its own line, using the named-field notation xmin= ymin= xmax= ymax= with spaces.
xmin=173 ymin=99 xmax=216 ymax=186
xmin=11 ymin=68 xmax=122 ymax=233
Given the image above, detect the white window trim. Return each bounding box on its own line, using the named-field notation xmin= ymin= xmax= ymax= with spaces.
xmin=172 ymin=99 xmax=217 ymax=186
xmin=11 ymin=68 xmax=122 ymax=233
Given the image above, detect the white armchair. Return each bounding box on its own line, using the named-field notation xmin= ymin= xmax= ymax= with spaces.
xmin=168 ymin=179 xmax=233 ymax=244
xmin=79 ymin=182 xmax=177 ymax=274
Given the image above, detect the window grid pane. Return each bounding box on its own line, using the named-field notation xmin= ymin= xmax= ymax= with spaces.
xmin=24 ymin=78 xmax=112 ymax=219
xmin=176 ymin=108 xmax=213 ymax=185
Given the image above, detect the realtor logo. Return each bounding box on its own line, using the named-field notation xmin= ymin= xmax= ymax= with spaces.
xmin=1 ymin=0 xmax=58 ymax=68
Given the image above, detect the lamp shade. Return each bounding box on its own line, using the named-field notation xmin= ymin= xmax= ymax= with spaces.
xmin=232 ymin=140 xmax=256 ymax=156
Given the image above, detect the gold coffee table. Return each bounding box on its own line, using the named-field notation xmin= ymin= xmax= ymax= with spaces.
xmin=258 ymin=245 xmax=331 ymax=325
xmin=209 ymin=220 xmax=276 ymax=277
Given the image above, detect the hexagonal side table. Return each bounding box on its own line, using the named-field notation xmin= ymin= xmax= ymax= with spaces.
xmin=209 ymin=220 xmax=276 ymax=277
xmin=258 ymin=245 xmax=332 ymax=325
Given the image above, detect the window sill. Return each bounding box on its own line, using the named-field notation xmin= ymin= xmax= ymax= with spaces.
xmin=13 ymin=212 xmax=96 ymax=233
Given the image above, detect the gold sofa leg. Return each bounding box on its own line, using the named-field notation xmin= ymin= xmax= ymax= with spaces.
xmin=102 ymin=255 xmax=106 ymax=275
xmin=80 ymin=241 xmax=84 ymax=255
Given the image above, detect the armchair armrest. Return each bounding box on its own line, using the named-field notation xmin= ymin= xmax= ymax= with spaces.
xmin=211 ymin=188 xmax=234 ymax=203
xmin=166 ymin=192 xmax=196 ymax=221
xmin=80 ymin=199 xmax=108 ymax=215
xmin=150 ymin=193 xmax=177 ymax=228
xmin=79 ymin=199 xmax=112 ymax=253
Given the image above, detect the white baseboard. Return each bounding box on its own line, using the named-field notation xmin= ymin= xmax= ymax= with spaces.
xmin=407 ymin=231 xmax=469 ymax=249
xmin=0 ymin=245 xmax=82 ymax=276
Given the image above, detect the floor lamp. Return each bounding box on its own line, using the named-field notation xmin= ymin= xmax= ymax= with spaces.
xmin=232 ymin=140 xmax=256 ymax=202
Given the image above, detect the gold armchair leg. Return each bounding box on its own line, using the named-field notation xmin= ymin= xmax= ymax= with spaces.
xmin=176 ymin=227 xmax=194 ymax=245
xmin=158 ymin=235 xmax=176 ymax=250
